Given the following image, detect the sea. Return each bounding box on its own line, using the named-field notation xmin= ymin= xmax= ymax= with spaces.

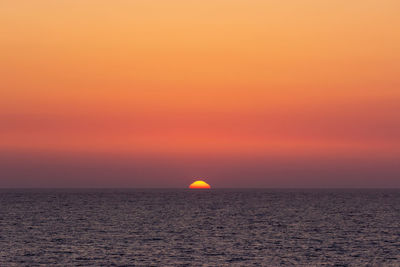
xmin=0 ymin=189 xmax=399 ymax=266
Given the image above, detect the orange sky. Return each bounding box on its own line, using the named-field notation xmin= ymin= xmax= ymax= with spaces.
xmin=1 ymin=1 xmax=400 ymax=187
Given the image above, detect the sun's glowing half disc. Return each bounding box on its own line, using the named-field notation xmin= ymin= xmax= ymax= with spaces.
xmin=189 ymin=180 xmax=211 ymax=189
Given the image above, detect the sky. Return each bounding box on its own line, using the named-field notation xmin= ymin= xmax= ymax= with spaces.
xmin=1 ymin=0 xmax=400 ymax=187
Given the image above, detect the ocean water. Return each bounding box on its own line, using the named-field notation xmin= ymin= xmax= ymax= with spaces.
xmin=0 ymin=189 xmax=399 ymax=266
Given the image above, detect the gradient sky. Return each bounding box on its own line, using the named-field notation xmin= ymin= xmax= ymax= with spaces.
xmin=1 ymin=0 xmax=400 ymax=187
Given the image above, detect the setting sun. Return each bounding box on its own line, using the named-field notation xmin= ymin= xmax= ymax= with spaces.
xmin=189 ymin=180 xmax=211 ymax=189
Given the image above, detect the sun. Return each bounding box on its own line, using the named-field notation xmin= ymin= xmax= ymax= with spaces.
xmin=189 ymin=180 xmax=211 ymax=189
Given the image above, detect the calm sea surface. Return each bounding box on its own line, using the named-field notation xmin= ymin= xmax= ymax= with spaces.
xmin=0 ymin=189 xmax=399 ymax=266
